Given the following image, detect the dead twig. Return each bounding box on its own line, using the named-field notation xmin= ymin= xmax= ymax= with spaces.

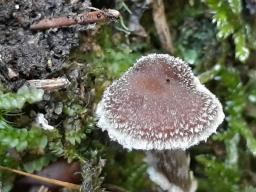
xmin=27 ymin=78 xmax=70 ymax=91
xmin=0 ymin=165 xmax=80 ymax=190
xmin=30 ymin=9 xmax=120 ymax=30
xmin=152 ymin=0 xmax=175 ymax=54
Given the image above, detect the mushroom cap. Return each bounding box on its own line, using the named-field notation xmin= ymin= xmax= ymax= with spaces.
xmin=96 ymin=54 xmax=225 ymax=150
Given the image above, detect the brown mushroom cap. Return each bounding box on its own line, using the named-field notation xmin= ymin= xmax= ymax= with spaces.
xmin=96 ymin=54 xmax=225 ymax=150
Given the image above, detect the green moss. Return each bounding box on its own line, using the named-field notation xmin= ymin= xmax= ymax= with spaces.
xmin=85 ymin=27 xmax=141 ymax=79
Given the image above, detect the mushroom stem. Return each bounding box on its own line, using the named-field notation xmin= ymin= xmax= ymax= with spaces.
xmin=146 ymin=150 xmax=197 ymax=192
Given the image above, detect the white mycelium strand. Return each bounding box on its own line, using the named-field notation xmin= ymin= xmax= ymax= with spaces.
xmin=96 ymin=54 xmax=225 ymax=150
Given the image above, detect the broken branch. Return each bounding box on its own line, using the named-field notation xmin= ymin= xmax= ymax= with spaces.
xmin=152 ymin=0 xmax=175 ymax=54
xmin=0 ymin=165 xmax=80 ymax=190
xmin=30 ymin=9 xmax=120 ymax=30
xmin=27 ymin=78 xmax=70 ymax=91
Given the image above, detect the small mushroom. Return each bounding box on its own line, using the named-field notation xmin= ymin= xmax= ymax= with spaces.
xmin=96 ymin=54 xmax=225 ymax=150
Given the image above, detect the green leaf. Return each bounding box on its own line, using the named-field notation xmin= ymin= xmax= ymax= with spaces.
xmin=16 ymin=140 xmax=28 ymax=152
xmin=0 ymin=86 xmax=44 ymax=110
xmin=65 ymin=129 xmax=86 ymax=145
xmin=228 ymin=117 xmax=256 ymax=156
xmin=234 ymin=30 xmax=249 ymax=62
xmin=0 ymin=120 xmax=48 ymax=152
xmin=228 ymin=0 xmax=242 ymax=14
xmin=225 ymin=134 xmax=239 ymax=166
xmin=198 ymin=64 xmax=221 ymax=83
xmin=0 ymin=172 xmax=15 ymax=192
xmin=197 ymin=155 xmax=240 ymax=192
xmin=244 ymin=186 xmax=256 ymax=192
xmin=239 ymin=124 xmax=256 ymax=156
xmin=23 ymin=155 xmax=56 ymax=173
xmin=205 ymin=0 xmax=249 ymax=62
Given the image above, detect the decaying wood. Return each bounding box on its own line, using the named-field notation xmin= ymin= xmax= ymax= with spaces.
xmin=30 ymin=9 xmax=120 ymax=30
xmin=152 ymin=0 xmax=175 ymax=54
xmin=27 ymin=78 xmax=70 ymax=91
xmin=146 ymin=150 xmax=197 ymax=192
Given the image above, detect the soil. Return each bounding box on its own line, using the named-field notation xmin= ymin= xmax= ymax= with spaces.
xmin=0 ymin=0 xmax=91 ymax=90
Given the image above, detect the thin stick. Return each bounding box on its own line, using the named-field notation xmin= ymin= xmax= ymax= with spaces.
xmin=27 ymin=78 xmax=70 ymax=91
xmin=152 ymin=0 xmax=175 ymax=54
xmin=0 ymin=165 xmax=80 ymax=190
xmin=31 ymin=9 xmax=120 ymax=30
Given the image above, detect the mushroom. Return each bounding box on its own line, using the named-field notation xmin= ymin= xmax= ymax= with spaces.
xmin=96 ymin=54 xmax=225 ymax=191
xmin=96 ymin=54 xmax=225 ymax=150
